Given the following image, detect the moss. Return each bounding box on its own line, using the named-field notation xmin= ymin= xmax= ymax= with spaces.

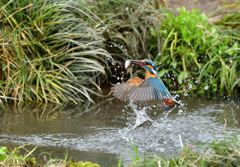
xmin=68 ymin=160 xmax=100 ymax=167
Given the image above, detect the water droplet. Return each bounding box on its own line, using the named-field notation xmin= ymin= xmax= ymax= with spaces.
xmin=178 ymin=110 xmax=183 ymax=114
xmin=188 ymin=84 xmax=192 ymax=90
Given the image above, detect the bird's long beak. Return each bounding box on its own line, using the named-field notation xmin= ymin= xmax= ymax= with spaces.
xmin=125 ymin=60 xmax=145 ymax=69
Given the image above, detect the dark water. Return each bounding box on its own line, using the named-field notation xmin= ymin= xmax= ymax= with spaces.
xmin=0 ymin=91 xmax=240 ymax=166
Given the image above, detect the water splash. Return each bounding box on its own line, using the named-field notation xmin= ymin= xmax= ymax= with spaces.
xmin=0 ymin=97 xmax=240 ymax=166
xmin=119 ymin=101 xmax=154 ymax=141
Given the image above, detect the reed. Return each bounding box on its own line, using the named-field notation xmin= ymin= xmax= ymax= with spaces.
xmin=0 ymin=0 xmax=112 ymax=104
xmin=97 ymin=0 xmax=165 ymax=61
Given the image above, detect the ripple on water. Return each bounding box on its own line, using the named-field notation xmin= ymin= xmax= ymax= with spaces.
xmin=0 ymin=96 xmax=239 ymax=165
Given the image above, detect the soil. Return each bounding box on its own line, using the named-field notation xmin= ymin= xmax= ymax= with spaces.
xmin=167 ymin=0 xmax=238 ymax=15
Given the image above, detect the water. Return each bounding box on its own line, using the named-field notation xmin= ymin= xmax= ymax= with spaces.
xmin=0 ymin=92 xmax=240 ymax=166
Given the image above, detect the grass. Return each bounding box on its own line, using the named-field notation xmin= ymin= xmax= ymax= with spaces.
xmin=0 ymin=143 xmax=100 ymax=167
xmin=121 ymin=129 xmax=240 ymax=167
xmin=1 ymin=0 xmax=240 ymax=103
xmin=0 ymin=0 xmax=112 ymax=104
xmin=0 ymin=143 xmax=38 ymax=166
xmin=99 ymin=0 xmax=166 ymax=61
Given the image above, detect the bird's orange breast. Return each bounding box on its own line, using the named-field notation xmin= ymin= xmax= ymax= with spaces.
xmin=145 ymin=72 xmax=156 ymax=80
xmin=126 ymin=77 xmax=144 ymax=87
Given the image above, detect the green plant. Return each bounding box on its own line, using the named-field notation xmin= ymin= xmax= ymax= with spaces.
xmin=148 ymin=7 xmax=240 ymax=95
xmin=0 ymin=144 xmax=37 ymax=166
xmin=68 ymin=160 xmax=100 ymax=167
xmin=127 ymin=132 xmax=240 ymax=167
xmin=128 ymin=141 xmax=140 ymax=162
xmin=0 ymin=0 xmax=112 ymax=104
xmin=0 ymin=146 xmax=8 ymax=161
xmin=98 ymin=0 xmax=164 ymax=62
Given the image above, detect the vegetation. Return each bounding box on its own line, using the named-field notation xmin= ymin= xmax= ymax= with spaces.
xmin=0 ymin=144 xmax=100 ymax=167
xmin=99 ymin=0 xmax=240 ymax=96
xmin=0 ymin=144 xmax=37 ymax=166
xmin=0 ymin=0 xmax=240 ymax=102
xmin=122 ymin=132 xmax=240 ymax=167
xmin=0 ymin=0 xmax=112 ymax=104
xmin=151 ymin=7 xmax=240 ymax=95
xmin=1 ymin=1 xmax=240 ymax=167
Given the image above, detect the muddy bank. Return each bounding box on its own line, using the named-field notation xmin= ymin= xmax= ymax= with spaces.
xmin=168 ymin=0 xmax=238 ymax=14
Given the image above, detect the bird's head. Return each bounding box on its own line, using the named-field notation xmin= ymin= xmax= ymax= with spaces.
xmin=125 ymin=59 xmax=157 ymax=75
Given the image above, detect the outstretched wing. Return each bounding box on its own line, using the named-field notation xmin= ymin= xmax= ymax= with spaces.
xmin=126 ymin=77 xmax=173 ymax=105
xmin=111 ymin=77 xmax=144 ymax=101
xmin=111 ymin=77 xmax=180 ymax=110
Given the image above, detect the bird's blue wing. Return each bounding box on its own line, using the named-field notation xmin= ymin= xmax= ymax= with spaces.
xmin=147 ymin=77 xmax=172 ymax=101
xmin=127 ymin=77 xmax=173 ymax=104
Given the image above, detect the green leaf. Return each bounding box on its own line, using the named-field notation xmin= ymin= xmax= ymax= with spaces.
xmin=178 ymin=71 xmax=187 ymax=84
xmin=0 ymin=146 xmax=8 ymax=155
xmin=170 ymin=61 xmax=177 ymax=68
xmin=0 ymin=146 xmax=8 ymax=161
xmin=158 ymin=69 xmax=169 ymax=78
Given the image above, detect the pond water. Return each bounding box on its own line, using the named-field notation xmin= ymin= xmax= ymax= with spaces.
xmin=0 ymin=88 xmax=240 ymax=166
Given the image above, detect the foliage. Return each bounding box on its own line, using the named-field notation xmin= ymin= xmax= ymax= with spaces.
xmin=0 ymin=0 xmax=112 ymax=104
xmin=98 ymin=1 xmax=162 ymax=60
xmin=91 ymin=0 xmax=169 ymax=84
xmin=68 ymin=160 xmax=100 ymax=167
xmin=126 ymin=133 xmax=240 ymax=167
xmin=149 ymin=7 xmax=240 ymax=95
xmin=96 ymin=0 xmax=240 ymax=96
xmin=0 ymin=144 xmax=37 ymax=166
xmin=0 ymin=144 xmax=101 ymax=167
xmin=0 ymin=146 xmax=8 ymax=162
xmin=1 ymin=0 xmax=240 ymax=104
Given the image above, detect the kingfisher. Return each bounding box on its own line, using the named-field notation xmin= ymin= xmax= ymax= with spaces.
xmin=111 ymin=59 xmax=181 ymax=111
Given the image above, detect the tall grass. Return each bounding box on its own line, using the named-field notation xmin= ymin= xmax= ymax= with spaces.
xmin=96 ymin=0 xmax=166 ymax=61
xmin=125 ymin=132 xmax=240 ymax=167
xmin=0 ymin=0 xmax=112 ymax=104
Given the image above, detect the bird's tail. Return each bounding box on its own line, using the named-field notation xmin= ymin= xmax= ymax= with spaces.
xmin=161 ymin=98 xmax=181 ymax=111
xmin=161 ymin=103 xmax=176 ymax=111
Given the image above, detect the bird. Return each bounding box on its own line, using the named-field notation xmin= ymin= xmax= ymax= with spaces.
xmin=111 ymin=59 xmax=181 ymax=111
